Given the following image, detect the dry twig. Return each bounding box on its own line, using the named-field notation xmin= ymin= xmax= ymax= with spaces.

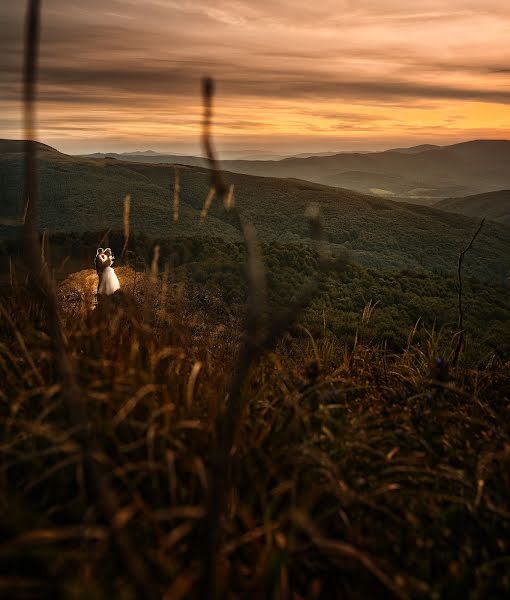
xmin=199 ymin=76 xmax=327 ymax=598
xmin=452 ymin=218 xmax=485 ymax=366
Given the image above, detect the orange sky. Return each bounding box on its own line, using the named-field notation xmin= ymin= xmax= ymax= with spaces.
xmin=1 ymin=1 xmax=510 ymax=154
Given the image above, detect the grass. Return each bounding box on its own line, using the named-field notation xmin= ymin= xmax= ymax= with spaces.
xmin=1 ymin=262 xmax=509 ymax=599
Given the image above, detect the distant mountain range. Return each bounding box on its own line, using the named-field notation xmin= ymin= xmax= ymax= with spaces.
xmin=126 ymin=150 xmax=163 ymax=156
xmin=2 ymin=139 xmax=510 ymax=282
xmin=83 ymin=140 xmax=510 ymax=203
xmin=385 ymin=144 xmax=440 ymax=154
xmin=435 ymin=189 xmax=510 ymax=225
xmin=87 ymin=149 xmax=288 ymax=161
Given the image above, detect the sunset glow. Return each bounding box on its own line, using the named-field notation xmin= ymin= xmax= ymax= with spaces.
xmin=2 ymin=0 xmax=510 ymax=153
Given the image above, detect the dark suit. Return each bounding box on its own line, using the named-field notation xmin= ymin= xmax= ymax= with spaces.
xmin=95 ymin=253 xmax=105 ymax=295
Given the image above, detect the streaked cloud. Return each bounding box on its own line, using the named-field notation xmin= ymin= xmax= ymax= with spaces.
xmin=1 ymin=1 xmax=509 ymax=153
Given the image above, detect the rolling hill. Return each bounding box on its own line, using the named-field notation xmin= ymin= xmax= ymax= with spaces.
xmin=435 ymin=189 xmax=510 ymax=225
xmin=85 ymin=140 xmax=510 ymax=202
xmin=386 ymin=143 xmax=440 ymax=154
xmin=2 ymin=139 xmax=510 ymax=282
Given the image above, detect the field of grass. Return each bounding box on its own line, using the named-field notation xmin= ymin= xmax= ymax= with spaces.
xmin=1 ymin=253 xmax=510 ymax=598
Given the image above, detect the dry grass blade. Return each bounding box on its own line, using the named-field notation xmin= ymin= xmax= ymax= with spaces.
xmin=122 ymin=194 xmax=131 ymax=259
xmin=154 ymin=506 xmax=206 ymax=522
xmin=112 ymin=384 xmax=159 ymax=427
xmin=200 ymin=186 xmax=216 ymax=223
xmin=151 ymin=244 xmax=160 ymax=282
xmin=164 ymin=568 xmax=200 ymax=600
xmin=96 ymin=228 xmax=112 ymax=253
xmin=173 ymin=167 xmax=180 ymax=223
xmin=186 ymin=361 xmax=202 ymax=409
xmin=314 ymin=537 xmax=410 ymax=600
xmin=201 ymin=77 xmax=227 ymax=201
xmin=40 ymin=228 xmax=47 ymax=264
xmin=224 ymin=183 xmax=235 ymax=210
xmin=0 ymin=526 xmax=108 ymax=555
xmin=294 ymin=512 xmax=411 ymax=600
xmin=19 ymin=2 xmax=160 ymax=597
xmin=199 ymin=78 xmax=329 ymax=599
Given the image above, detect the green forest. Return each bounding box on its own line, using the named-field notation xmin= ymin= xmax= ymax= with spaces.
xmin=3 ymin=231 xmax=509 ymax=361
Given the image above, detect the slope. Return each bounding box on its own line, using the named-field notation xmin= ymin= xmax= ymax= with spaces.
xmin=2 ymin=140 xmax=510 ymax=282
xmin=85 ymin=140 xmax=510 ymax=202
xmin=435 ymin=189 xmax=510 ymax=225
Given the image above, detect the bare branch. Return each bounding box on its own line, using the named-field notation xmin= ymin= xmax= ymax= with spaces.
xmin=452 ymin=218 xmax=485 ymax=366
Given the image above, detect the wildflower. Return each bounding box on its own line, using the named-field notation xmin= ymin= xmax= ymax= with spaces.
xmin=432 ymin=355 xmax=449 ymax=382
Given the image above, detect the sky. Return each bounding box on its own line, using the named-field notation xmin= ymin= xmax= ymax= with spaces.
xmin=1 ymin=0 xmax=510 ymax=155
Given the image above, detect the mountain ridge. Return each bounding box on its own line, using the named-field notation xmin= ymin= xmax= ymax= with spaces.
xmin=79 ymin=139 xmax=510 ymax=202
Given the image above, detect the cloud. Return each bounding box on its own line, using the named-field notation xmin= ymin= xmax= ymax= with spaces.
xmin=1 ymin=0 xmax=509 ymax=152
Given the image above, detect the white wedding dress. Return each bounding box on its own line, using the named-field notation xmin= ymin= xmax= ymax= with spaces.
xmin=98 ymin=256 xmax=120 ymax=295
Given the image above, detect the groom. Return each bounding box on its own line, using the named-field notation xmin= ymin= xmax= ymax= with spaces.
xmin=95 ymin=247 xmax=106 ymax=296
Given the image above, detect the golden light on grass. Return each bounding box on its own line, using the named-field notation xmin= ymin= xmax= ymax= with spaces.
xmin=112 ymin=383 xmax=159 ymax=427
xmin=159 ymin=263 xmax=170 ymax=319
xmin=224 ymin=183 xmax=235 ymax=210
xmin=151 ymin=244 xmax=160 ymax=282
xmin=361 ymin=299 xmax=379 ymax=324
xmin=186 ymin=361 xmax=202 ymax=409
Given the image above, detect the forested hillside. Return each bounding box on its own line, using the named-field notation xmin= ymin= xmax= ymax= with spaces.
xmin=2 ymin=140 xmax=509 ymax=282
xmin=435 ymin=189 xmax=510 ymax=224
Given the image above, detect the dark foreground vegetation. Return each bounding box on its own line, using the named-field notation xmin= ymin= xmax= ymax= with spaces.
xmin=1 ymin=235 xmax=509 ymax=599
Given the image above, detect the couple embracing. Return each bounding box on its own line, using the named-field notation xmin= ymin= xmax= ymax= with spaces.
xmin=95 ymin=247 xmax=120 ymax=297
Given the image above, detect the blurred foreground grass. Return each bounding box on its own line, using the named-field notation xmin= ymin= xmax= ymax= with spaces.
xmin=1 ymin=265 xmax=509 ymax=599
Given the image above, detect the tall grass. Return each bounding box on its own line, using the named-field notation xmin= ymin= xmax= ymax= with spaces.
xmin=1 ymin=272 xmax=510 ymax=598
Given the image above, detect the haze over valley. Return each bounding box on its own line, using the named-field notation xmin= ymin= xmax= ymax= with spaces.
xmin=85 ymin=139 xmax=510 ymax=202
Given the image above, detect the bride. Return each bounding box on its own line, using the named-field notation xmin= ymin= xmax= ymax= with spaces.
xmin=97 ymin=247 xmax=120 ymax=295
